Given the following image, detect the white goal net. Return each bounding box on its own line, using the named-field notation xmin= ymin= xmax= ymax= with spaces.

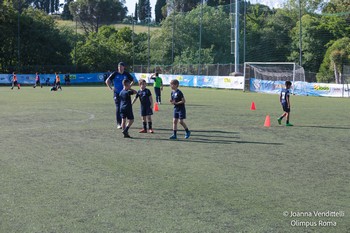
xmin=243 ymin=62 xmax=306 ymax=92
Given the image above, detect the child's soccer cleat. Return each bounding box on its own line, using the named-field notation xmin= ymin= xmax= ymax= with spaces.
xmin=149 ymin=129 xmax=154 ymax=133
xmin=277 ymin=118 xmax=282 ymax=125
xmin=139 ymin=129 xmax=147 ymax=133
xmin=169 ymin=134 xmax=177 ymax=140
xmin=122 ymin=131 xmax=132 ymax=138
xmin=185 ymin=131 xmax=191 ymax=139
xmin=286 ymin=123 xmax=294 ymax=126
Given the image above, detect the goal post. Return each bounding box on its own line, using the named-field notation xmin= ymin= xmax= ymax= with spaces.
xmin=243 ymin=62 xmax=306 ymax=93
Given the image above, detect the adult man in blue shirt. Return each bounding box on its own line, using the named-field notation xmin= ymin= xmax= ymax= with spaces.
xmin=105 ymin=62 xmax=134 ymax=129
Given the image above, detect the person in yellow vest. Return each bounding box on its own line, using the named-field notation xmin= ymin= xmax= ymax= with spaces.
xmin=150 ymin=72 xmax=163 ymax=104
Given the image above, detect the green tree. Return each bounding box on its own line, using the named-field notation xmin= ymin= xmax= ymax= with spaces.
xmin=173 ymin=0 xmax=201 ymax=13
xmin=0 ymin=4 xmax=17 ymax=72
xmin=323 ymin=0 xmax=350 ymax=14
xmin=20 ymin=8 xmax=73 ymax=72
xmin=138 ymin=0 xmax=146 ymax=21
xmin=74 ymin=25 xmax=147 ymax=72
xmin=317 ymin=37 xmax=350 ymax=83
xmin=288 ymin=14 xmax=333 ymax=72
xmin=31 ymin=0 xmax=59 ymax=14
xmin=61 ymin=0 xmax=74 ymax=20
xmin=150 ymin=5 xmax=230 ymax=65
xmin=258 ymin=9 xmax=295 ymax=62
xmin=155 ymin=0 xmax=166 ymax=23
xmin=206 ymin=0 xmax=230 ymax=6
xmin=288 ymin=11 xmax=350 ymax=74
xmin=245 ymin=3 xmax=284 ymax=62
xmin=0 ymin=6 xmax=74 ymax=72
xmin=69 ymin=0 xmax=126 ymax=34
xmin=285 ymin=0 xmax=325 ymax=13
xmin=323 ymin=0 xmax=350 ymax=23
xmin=133 ymin=3 xmax=138 ymax=21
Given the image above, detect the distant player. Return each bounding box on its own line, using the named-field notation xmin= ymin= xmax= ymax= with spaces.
xmin=119 ymin=79 xmax=137 ymax=138
xmin=132 ymin=79 xmax=154 ymax=133
xmin=169 ymin=79 xmax=191 ymax=139
xmin=150 ymin=72 xmax=163 ymax=104
xmin=64 ymin=73 xmax=71 ymax=85
xmin=55 ymin=72 xmax=62 ymax=90
xmin=278 ymin=80 xmax=293 ymax=126
xmin=11 ymin=72 xmax=20 ymax=90
xmin=33 ymin=72 xmax=42 ymax=88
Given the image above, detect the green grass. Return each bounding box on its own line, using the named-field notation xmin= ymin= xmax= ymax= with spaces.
xmin=0 ymin=86 xmax=349 ymax=232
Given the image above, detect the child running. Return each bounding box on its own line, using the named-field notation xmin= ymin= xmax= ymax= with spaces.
xmin=55 ymin=72 xmax=62 ymax=90
xmin=119 ymin=79 xmax=137 ymax=138
xmin=278 ymin=80 xmax=293 ymax=126
xmin=132 ymin=79 xmax=154 ymax=133
xmin=11 ymin=72 xmax=20 ymax=90
xmin=169 ymin=79 xmax=191 ymax=139
xmin=33 ymin=72 xmax=42 ymax=88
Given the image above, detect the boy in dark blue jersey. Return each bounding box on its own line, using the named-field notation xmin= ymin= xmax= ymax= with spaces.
xmin=278 ymin=80 xmax=293 ymax=126
xmin=33 ymin=72 xmax=42 ymax=88
xmin=105 ymin=62 xmax=134 ymax=129
xmin=169 ymin=79 xmax=191 ymax=139
xmin=119 ymin=79 xmax=137 ymax=138
xmin=132 ymin=79 xmax=154 ymax=133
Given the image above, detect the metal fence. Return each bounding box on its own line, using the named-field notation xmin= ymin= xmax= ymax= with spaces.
xmin=132 ymin=64 xmax=323 ymax=82
xmin=3 ymin=63 xmax=349 ymax=84
xmin=131 ymin=64 xmax=243 ymax=76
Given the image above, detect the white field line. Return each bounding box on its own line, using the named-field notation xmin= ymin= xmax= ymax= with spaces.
xmin=1 ymin=109 xmax=95 ymax=132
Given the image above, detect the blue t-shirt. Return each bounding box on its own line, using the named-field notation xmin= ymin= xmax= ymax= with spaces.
xmin=171 ymin=89 xmax=185 ymax=111
xmin=135 ymin=88 xmax=152 ymax=107
xmin=119 ymin=89 xmax=135 ymax=111
xmin=280 ymin=88 xmax=290 ymax=104
xmin=109 ymin=71 xmax=134 ymax=94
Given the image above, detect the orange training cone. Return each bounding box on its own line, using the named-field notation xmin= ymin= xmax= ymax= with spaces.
xmin=154 ymin=102 xmax=159 ymax=112
xmin=250 ymin=101 xmax=256 ymax=110
xmin=264 ymin=115 xmax=271 ymax=127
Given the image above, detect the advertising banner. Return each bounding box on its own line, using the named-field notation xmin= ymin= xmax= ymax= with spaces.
xmin=0 ymin=73 xmax=113 ymax=85
xmin=1 ymin=72 xmax=243 ymax=89
xmin=133 ymin=73 xmax=244 ymax=89
xmin=250 ymin=78 xmax=349 ymax=98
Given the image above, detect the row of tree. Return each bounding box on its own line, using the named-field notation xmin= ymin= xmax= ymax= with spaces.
xmin=0 ymin=0 xmax=349 ymax=83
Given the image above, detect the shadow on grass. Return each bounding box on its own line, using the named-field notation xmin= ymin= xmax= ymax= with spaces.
xmin=295 ymin=125 xmax=350 ymax=130
xmin=129 ymin=128 xmax=283 ymax=145
xmin=186 ymin=104 xmax=214 ymax=107
xmin=130 ymin=136 xmax=283 ymax=145
xmin=154 ymin=128 xmax=240 ymax=134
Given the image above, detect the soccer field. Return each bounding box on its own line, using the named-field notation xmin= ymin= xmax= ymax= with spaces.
xmin=0 ymin=86 xmax=349 ymax=232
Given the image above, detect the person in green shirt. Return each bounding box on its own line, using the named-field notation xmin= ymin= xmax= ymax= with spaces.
xmin=150 ymin=73 xmax=163 ymax=104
